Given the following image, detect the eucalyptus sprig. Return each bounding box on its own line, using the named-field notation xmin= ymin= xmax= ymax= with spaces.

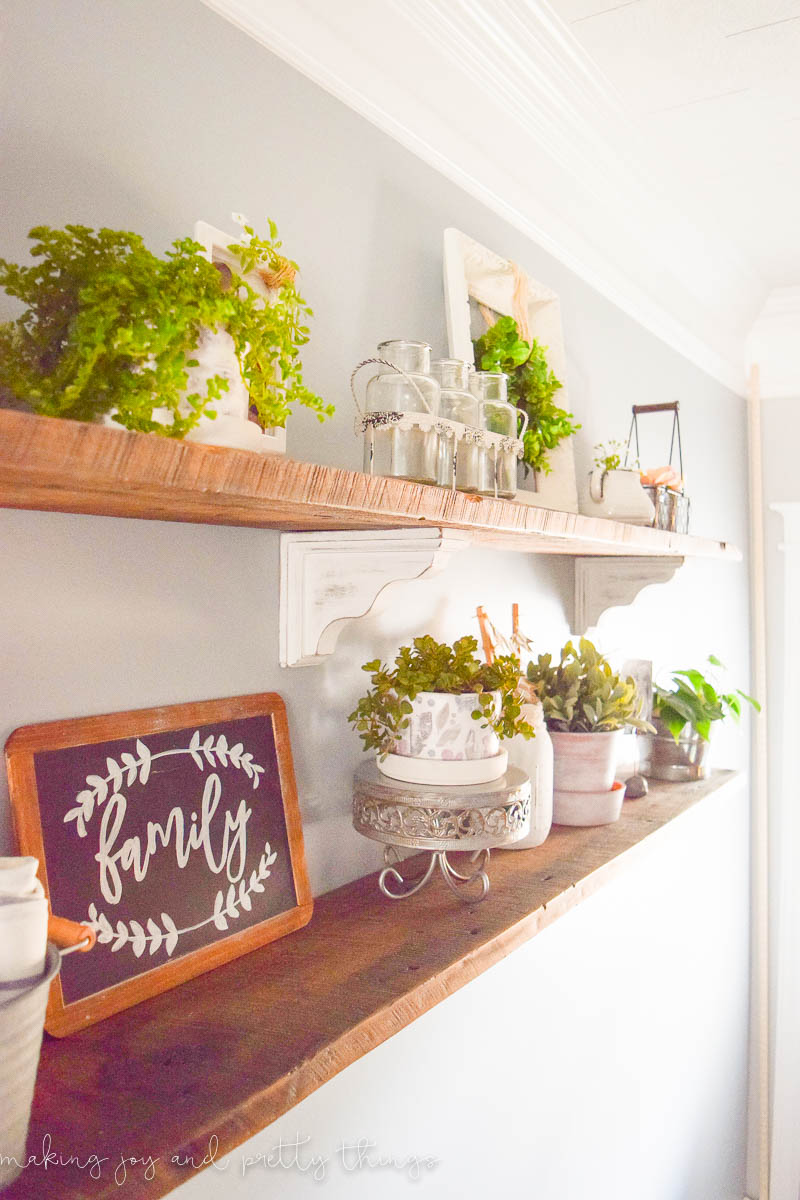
xmin=526 ymin=637 xmax=653 ymax=733
xmin=653 ymin=655 xmax=760 ymax=743
xmin=473 ymin=315 xmax=579 ymax=475
xmin=348 ymin=634 xmax=534 ymax=758
xmin=0 ymin=219 xmax=333 ymax=436
xmin=593 ymin=440 xmax=637 ymax=472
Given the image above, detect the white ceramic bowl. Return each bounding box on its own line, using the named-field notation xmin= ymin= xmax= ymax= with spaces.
xmin=376 ymin=750 xmax=509 ymax=787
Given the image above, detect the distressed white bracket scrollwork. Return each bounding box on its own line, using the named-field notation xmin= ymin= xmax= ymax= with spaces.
xmin=573 ymin=556 xmax=684 ymax=634
xmin=280 ymin=529 xmax=470 ymax=667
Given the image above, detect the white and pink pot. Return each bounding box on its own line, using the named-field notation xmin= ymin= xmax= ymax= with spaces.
xmin=550 ymin=729 xmax=626 ymax=826
xmin=378 ymin=690 xmax=507 ymax=785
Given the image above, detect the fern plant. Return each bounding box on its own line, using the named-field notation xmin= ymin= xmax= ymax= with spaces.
xmin=348 ymin=634 xmax=534 ymax=758
xmin=526 ymin=637 xmax=653 ymax=733
xmin=0 ymin=219 xmax=333 ymax=436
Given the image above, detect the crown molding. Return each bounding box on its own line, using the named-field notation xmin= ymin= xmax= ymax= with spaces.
xmin=747 ymin=288 xmax=800 ymax=400
xmin=203 ymin=0 xmax=765 ymax=397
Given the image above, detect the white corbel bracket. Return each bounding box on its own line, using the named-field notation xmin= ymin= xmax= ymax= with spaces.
xmin=280 ymin=529 xmax=470 ymax=667
xmin=574 ymin=556 xmax=684 ymax=634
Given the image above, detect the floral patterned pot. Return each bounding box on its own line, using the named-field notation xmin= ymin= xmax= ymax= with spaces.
xmin=393 ymin=691 xmax=501 ymax=761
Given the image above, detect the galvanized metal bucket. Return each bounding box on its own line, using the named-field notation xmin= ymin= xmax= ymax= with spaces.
xmin=645 ymin=721 xmax=710 ymax=781
xmin=0 ymin=943 xmax=61 ymax=1188
xmin=0 ymin=916 xmax=94 ymax=1190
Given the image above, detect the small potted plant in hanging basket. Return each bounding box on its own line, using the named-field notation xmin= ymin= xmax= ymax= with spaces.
xmin=584 ymin=440 xmax=655 ymax=525
xmin=348 ymin=635 xmax=534 ymax=786
xmin=525 ymin=638 xmax=653 ymax=825
xmin=647 ymin=656 xmax=760 ymax=781
xmin=0 ymin=217 xmax=333 ymax=449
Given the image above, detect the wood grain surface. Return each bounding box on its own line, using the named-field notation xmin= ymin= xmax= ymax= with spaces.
xmin=2 ymin=770 xmax=741 ymax=1199
xmin=0 ymin=411 xmax=739 ymax=560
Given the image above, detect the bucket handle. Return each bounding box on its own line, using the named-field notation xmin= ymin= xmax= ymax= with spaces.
xmin=0 ymin=916 xmax=95 ymax=994
xmin=48 ymin=914 xmax=96 ymax=955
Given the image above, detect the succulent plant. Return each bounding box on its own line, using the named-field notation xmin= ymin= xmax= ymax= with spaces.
xmin=348 ymin=634 xmax=534 ymax=758
xmin=525 ymin=637 xmax=653 ymax=734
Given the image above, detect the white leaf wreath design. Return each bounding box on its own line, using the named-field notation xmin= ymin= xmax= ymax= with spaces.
xmin=84 ymin=842 xmax=278 ymax=959
xmin=63 ymin=731 xmax=265 ymax=838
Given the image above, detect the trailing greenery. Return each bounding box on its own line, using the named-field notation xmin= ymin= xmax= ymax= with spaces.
xmin=525 ymin=637 xmax=653 ymax=733
xmin=593 ymin=440 xmax=636 ymax=472
xmin=473 ymin=315 xmax=579 ymax=475
xmin=0 ymin=219 xmax=333 ymax=436
xmin=348 ymin=634 xmax=535 ymax=758
xmin=653 ymin=655 xmax=760 ymax=743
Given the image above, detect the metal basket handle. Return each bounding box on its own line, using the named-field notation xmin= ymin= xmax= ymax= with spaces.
xmin=626 ymin=401 xmax=683 ymax=477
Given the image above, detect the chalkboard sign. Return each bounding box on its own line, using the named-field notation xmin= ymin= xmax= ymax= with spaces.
xmin=5 ymin=693 xmax=312 ymax=1036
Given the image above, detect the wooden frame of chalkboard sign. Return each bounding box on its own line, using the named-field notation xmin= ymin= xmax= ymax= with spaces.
xmin=5 ymin=692 xmax=312 ymax=1036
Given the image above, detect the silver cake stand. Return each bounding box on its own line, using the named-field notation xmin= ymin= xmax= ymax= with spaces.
xmin=353 ymin=762 xmax=531 ymax=903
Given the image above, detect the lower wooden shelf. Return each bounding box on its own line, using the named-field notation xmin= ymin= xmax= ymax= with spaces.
xmin=4 ymin=770 xmax=741 ymax=1199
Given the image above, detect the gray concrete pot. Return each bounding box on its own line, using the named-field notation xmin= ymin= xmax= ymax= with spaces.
xmin=645 ymin=718 xmax=711 ymax=781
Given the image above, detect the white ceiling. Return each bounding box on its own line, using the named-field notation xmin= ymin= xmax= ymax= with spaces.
xmin=552 ymin=0 xmax=800 ymax=287
xmin=204 ymin=0 xmax=800 ymax=395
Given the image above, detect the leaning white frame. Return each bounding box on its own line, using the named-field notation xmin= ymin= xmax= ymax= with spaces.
xmin=193 ymin=220 xmax=287 ymax=455
xmin=443 ymin=227 xmax=578 ymax=513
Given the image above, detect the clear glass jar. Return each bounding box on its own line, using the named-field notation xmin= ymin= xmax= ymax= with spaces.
xmin=363 ymin=340 xmax=440 ymax=485
xmin=431 ymin=359 xmax=481 ymax=492
xmin=470 ymin=372 xmax=520 ymax=499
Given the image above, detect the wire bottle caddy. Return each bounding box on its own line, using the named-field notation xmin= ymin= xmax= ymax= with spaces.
xmin=351 ymin=343 xmax=526 ymax=498
xmin=626 ymin=401 xmax=690 ymax=533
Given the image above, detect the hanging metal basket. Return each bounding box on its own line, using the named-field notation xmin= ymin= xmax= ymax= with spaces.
xmin=627 ymin=402 xmax=690 ymax=533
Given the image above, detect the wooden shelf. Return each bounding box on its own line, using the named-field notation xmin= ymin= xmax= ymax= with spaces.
xmin=5 ymin=770 xmax=741 ymax=1200
xmin=0 ymin=411 xmax=740 ymax=560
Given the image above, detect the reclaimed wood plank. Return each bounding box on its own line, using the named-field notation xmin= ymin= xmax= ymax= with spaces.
xmin=3 ymin=770 xmax=741 ymax=1199
xmin=0 ymin=411 xmax=739 ymax=560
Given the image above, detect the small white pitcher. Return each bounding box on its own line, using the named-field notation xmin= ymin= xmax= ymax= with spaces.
xmin=586 ymin=468 xmax=655 ymax=525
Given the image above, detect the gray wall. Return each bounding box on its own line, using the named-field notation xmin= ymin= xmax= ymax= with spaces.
xmin=0 ymin=2 xmax=753 ymax=1196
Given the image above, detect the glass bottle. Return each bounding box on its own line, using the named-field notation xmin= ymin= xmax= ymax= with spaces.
xmin=363 ymin=340 xmax=440 ymax=485
xmin=430 ymin=358 xmax=481 ymax=492
xmin=470 ymin=372 xmax=521 ymax=499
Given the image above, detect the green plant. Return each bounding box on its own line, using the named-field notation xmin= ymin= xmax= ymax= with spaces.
xmin=348 ymin=634 xmax=535 ymax=758
xmin=525 ymin=637 xmax=653 ymax=733
xmin=593 ymin=440 xmax=636 ymax=472
xmin=0 ymin=219 xmax=333 ymax=436
xmin=653 ymin=655 xmax=760 ymax=742
xmin=473 ymin=315 xmax=580 ymax=474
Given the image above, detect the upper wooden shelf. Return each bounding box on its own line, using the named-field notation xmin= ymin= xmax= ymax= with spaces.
xmin=4 ymin=770 xmax=741 ymax=1199
xmin=0 ymin=411 xmax=740 ymax=560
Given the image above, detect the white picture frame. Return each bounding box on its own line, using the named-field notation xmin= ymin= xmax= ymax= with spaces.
xmin=193 ymin=221 xmax=287 ymax=455
xmin=443 ymin=227 xmax=578 ymax=513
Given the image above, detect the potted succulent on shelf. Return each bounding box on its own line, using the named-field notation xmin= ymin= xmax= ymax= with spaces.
xmin=0 ymin=218 xmax=333 ymax=449
xmin=473 ymin=315 xmax=580 ymax=479
xmin=525 ymin=638 xmax=653 ymax=824
xmin=348 ymin=634 xmax=534 ymax=786
xmin=584 ymin=440 xmax=655 ymax=525
xmin=647 ymin=656 xmax=760 ymax=781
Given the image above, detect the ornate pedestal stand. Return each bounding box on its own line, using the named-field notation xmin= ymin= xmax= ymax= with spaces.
xmin=353 ymin=763 xmax=531 ymax=903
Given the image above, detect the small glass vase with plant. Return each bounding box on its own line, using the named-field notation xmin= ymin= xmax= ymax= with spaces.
xmin=649 ymin=655 xmax=759 ymax=781
xmin=0 ymin=218 xmax=333 ymax=440
xmin=473 ymin=315 xmax=579 ymax=476
xmin=348 ymin=634 xmax=534 ymax=785
xmin=525 ymin=637 xmax=653 ymax=792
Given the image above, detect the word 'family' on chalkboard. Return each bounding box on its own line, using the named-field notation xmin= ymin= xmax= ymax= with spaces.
xmin=5 ymin=693 xmax=312 ymax=1036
